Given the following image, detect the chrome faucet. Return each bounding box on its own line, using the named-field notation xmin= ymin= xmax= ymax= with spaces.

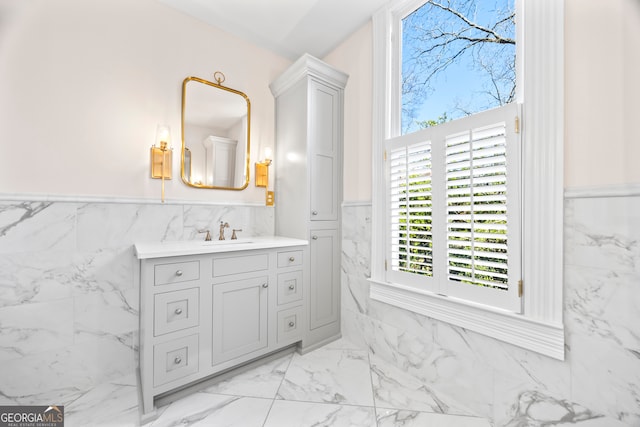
xmin=219 ymin=221 xmax=229 ymax=240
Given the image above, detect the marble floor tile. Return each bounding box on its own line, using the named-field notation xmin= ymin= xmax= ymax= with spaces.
xmin=277 ymin=347 xmax=374 ymax=406
xmin=494 ymin=389 xmax=627 ymax=427
xmin=65 ymin=341 xmax=497 ymax=427
xmin=264 ymin=400 xmax=376 ymax=427
xmin=150 ymin=393 xmax=272 ymax=427
xmin=377 ymin=408 xmax=491 ymax=427
xmin=202 ymin=353 xmax=293 ymax=399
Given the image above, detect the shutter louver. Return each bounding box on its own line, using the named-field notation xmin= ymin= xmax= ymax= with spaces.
xmin=445 ymin=122 xmax=509 ymax=290
xmin=390 ymin=141 xmax=433 ymax=277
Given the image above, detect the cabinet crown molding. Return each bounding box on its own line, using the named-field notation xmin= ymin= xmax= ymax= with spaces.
xmin=270 ymin=53 xmax=349 ymax=97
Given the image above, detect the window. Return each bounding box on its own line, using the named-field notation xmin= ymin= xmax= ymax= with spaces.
xmin=370 ymin=0 xmax=565 ymax=359
xmin=400 ymin=0 xmax=516 ymax=133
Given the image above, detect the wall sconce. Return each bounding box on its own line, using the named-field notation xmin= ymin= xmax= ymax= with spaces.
xmin=151 ymin=124 xmax=173 ymax=203
xmin=255 ymin=147 xmax=274 ymax=206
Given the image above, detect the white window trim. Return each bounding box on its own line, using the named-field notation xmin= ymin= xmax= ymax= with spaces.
xmin=370 ymin=0 xmax=565 ymax=360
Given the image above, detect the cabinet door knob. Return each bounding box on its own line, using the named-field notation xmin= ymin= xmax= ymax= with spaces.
xmin=174 ymin=356 xmax=182 ymax=364
xmin=288 ymin=284 xmax=295 ymax=290
xmin=262 ymin=283 xmax=269 ymax=288
xmin=175 ymin=308 xmax=183 ymax=315
xmin=312 ymin=211 xmax=318 ymax=216
xmin=312 ymin=235 xmax=318 ymax=240
xmin=289 ymin=256 xmax=295 ymax=262
xmin=288 ymin=321 xmax=295 ymax=327
xmin=175 ymin=270 xmax=183 ymax=277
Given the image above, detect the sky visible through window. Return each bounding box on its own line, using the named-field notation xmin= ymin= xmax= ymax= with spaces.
xmin=401 ymin=0 xmax=515 ymax=134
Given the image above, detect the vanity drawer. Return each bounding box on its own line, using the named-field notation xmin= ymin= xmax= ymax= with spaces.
xmin=277 ymin=306 xmax=303 ymax=344
xmin=154 ymin=260 xmax=200 ymax=286
xmin=213 ymin=253 xmax=269 ymax=277
xmin=153 ymin=334 xmax=199 ymax=387
xmin=277 ymin=250 xmax=303 ymax=268
xmin=277 ymin=271 xmax=303 ymax=305
xmin=154 ymin=288 xmax=199 ymax=336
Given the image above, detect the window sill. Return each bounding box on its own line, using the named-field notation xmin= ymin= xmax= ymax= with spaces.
xmin=368 ymin=278 xmax=565 ymax=360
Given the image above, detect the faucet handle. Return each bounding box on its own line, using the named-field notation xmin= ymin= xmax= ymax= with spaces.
xmin=197 ymin=229 xmax=212 ymax=241
xmin=231 ymin=229 xmax=242 ymax=240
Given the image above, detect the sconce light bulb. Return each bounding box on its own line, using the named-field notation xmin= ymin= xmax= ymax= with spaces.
xmin=156 ymin=124 xmax=171 ymax=149
xmin=264 ymin=147 xmax=273 ymax=162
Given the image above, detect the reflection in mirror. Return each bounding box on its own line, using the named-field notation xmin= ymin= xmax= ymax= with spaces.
xmin=184 ymin=147 xmax=192 ymax=183
xmin=181 ymin=75 xmax=250 ymax=190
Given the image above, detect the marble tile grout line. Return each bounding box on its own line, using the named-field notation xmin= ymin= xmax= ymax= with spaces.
xmin=366 ymin=351 xmax=380 ymax=427
xmin=262 ymin=352 xmax=296 ymax=426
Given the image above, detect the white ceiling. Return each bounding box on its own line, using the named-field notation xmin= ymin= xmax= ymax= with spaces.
xmin=156 ymin=0 xmax=389 ymax=59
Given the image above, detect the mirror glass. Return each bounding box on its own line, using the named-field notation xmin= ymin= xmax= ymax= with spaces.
xmin=181 ymin=76 xmax=250 ymax=190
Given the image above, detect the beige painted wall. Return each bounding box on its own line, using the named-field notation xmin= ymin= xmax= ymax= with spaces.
xmin=0 ymin=0 xmax=290 ymax=203
xmin=323 ymin=22 xmax=373 ymax=202
xmin=564 ymin=0 xmax=640 ymax=188
xmin=2 ymin=0 xmax=637 ymax=203
xmin=326 ymin=0 xmax=640 ymax=201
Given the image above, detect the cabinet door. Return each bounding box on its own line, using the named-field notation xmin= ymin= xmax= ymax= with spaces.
xmin=212 ymin=276 xmax=268 ymax=365
xmin=309 ymin=229 xmax=340 ymax=330
xmin=309 ymin=81 xmax=340 ymax=221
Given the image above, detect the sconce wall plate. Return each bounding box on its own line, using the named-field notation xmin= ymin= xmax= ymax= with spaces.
xmin=150 ymin=147 xmax=173 ymax=179
xmin=255 ymin=162 xmax=269 ymax=187
xmin=255 ymin=151 xmax=273 ymax=205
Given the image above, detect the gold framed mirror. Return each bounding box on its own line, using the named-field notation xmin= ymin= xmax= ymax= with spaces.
xmin=181 ymin=74 xmax=251 ymax=190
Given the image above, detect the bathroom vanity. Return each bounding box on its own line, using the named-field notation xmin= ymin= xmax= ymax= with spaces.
xmin=134 ymin=237 xmax=308 ymax=419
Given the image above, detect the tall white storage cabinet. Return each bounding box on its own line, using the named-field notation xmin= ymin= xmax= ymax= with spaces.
xmin=270 ymin=54 xmax=348 ymax=351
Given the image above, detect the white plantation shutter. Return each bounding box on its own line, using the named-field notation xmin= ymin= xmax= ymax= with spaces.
xmin=387 ymin=104 xmax=521 ymax=312
xmin=445 ymin=123 xmax=509 ymax=288
xmin=387 ymin=135 xmax=437 ymax=291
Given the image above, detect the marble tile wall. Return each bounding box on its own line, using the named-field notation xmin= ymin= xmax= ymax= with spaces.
xmin=341 ymin=196 xmax=640 ymax=426
xmin=0 ymin=200 xmax=273 ymax=406
xmin=1 ymin=195 xmax=637 ymax=426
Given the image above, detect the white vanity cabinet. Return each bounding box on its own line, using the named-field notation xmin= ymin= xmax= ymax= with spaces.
xmin=135 ymin=238 xmax=308 ymax=420
xmin=271 ymin=54 xmax=348 ymax=351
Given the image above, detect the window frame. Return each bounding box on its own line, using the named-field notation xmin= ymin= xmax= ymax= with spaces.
xmin=370 ymin=0 xmax=565 ymax=360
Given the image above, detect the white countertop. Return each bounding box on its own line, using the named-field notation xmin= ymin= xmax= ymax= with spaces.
xmin=134 ymin=236 xmax=309 ymax=259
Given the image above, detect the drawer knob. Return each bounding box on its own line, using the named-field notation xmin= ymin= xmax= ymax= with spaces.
xmin=289 ymin=256 xmax=295 ymax=262
xmin=175 ymin=308 xmax=183 ymax=315
xmin=174 ymin=356 xmax=182 ymax=364
xmin=288 ymin=321 xmax=295 ymax=327
xmin=288 ymin=284 xmax=295 ymax=290
xmin=312 ymin=211 xmax=318 ymax=216
xmin=175 ymin=270 xmax=183 ymax=277
xmin=312 ymin=235 xmax=318 ymax=240
xmin=262 ymin=283 xmax=268 ymax=288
